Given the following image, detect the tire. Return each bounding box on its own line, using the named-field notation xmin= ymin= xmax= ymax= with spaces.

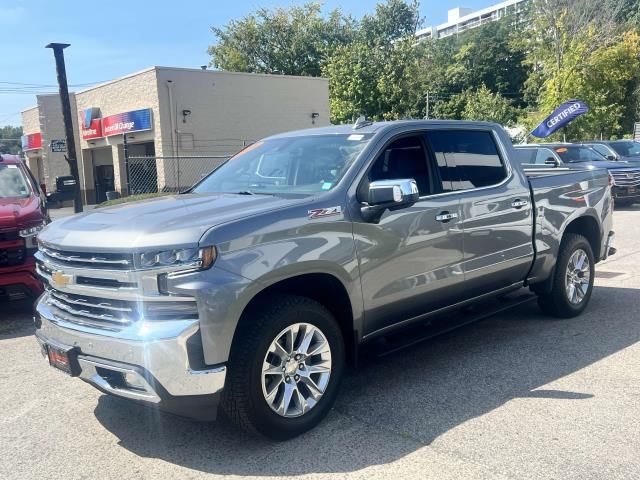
xmin=615 ymin=199 xmax=633 ymax=208
xmin=221 ymin=294 xmax=345 ymax=440
xmin=537 ymin=233 xmax=595 ymax=318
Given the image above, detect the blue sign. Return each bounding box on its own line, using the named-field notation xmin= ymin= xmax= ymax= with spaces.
xmin=531 ymin=100 xmax=589 ymax=138
xmin=102 ymin=108 xmax=153 ymax=137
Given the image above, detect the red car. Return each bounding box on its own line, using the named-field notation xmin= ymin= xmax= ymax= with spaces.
xmin=0 ymin=154 xmax=47 ymax=302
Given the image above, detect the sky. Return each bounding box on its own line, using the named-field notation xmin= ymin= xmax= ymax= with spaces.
xmin=0 ymin=0 xmax=496 ymax=127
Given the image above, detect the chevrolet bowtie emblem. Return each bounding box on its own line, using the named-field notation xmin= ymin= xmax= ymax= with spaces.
xmin=51 ymin=271 xmax=73 ymax=288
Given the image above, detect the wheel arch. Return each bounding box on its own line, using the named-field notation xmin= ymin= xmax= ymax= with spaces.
xmin=531 ymin=213 xmax=601 ymax=295
xmin=231 ymin=272 xmax=358 ymax=366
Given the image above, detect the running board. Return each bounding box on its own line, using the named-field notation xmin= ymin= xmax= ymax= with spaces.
xmin=366 ymin=290 xmax=538 ymax=358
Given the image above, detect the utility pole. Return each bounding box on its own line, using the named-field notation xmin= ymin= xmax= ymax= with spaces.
xmin=425 ymin=92 xmax=430 ymax=119
xmin=46 ymin=43 xmax=83 ymax=213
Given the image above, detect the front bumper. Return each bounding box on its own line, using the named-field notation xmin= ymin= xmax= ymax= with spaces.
xmin=613 ymin=186 xmax=640 ymax=200
xmin=34 ymin=299 xmax=226 ymax=418
xmin=0 ymin=257 xmax=43 ymax=299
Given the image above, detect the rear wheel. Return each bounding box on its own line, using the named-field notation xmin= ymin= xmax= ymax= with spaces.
xmin=537 ymin=233 xmax=595 ymax=318
xmin=222 ymin=295 xmax=345 ymax=440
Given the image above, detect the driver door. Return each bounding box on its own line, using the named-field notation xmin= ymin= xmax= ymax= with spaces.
xmin=352 ymin=133 xmax=465 ymax=336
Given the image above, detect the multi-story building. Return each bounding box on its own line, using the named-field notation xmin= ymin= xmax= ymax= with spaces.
xmin=416 ymin=0 xmax=528 ymax=41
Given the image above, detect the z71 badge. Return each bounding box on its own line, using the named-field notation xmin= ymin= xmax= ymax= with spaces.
xmin=308 ymin=206 xmax=342 ymax=220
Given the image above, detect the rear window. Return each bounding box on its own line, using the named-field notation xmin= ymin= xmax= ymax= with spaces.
xmin=553 ymin=146 xmax=604 ymax=163
xmin=0 ymin=164 xmax=32 ymax=198
xmin=426 ymin=130 xmax=507 ymax=190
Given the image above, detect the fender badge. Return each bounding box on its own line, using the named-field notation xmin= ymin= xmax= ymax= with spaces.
xmin=308 ymin=206 xmax=342 ymax=220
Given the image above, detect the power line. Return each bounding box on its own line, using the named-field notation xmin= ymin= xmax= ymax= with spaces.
xmin=0 ymin=80 xmax=110 ymax=88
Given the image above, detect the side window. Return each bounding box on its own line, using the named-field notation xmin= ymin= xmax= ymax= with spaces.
xmin=367 ymin=135 xmax=431 ymax=196
xmin=516 ymin=148 xmax=536 ymax=165
xmin=425 ymin=130 xmax=507 ymax=190
xmin=535 ymin=148 xmax=556 ymax=165
xmin=592 ymin=145 xmax=609 ymax=157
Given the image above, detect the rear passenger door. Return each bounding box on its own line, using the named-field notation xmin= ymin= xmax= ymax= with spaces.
xmin=425 ymin=129 xmax=534 ymax=298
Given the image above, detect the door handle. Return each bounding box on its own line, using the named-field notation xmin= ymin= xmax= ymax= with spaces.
xmin=511 ymin=199 xmax=529 ymax=209
xmin=435 ymin=212 xmax=458 ymax=222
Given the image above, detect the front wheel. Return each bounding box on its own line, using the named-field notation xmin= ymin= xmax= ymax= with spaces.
xmin=537 ymin=233 xmax=595 ymax=318
xmin=222 ymin=295 xmax=345 ymax=440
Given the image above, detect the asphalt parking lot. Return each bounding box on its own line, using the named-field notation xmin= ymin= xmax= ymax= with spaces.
xmin=2 ymin=207 xmax=640 ymax=480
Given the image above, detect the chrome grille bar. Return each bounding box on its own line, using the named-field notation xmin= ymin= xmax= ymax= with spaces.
xmin=39 ymin=245 xmax=133 ymax=269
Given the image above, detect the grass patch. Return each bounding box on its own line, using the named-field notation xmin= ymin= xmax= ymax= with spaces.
xmin=94 ymin=192 xmax=173 ymax=208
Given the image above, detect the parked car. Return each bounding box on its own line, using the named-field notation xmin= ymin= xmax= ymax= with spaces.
xmin=0 ymin=154 xmax=47 ymax=302
xmin=515 ymin=143 xmax=640 ymax=206
xmin=34 ymin=121 xmax=614 ymax=440
xmin=583 ymin=140 xmax=640 ymax=163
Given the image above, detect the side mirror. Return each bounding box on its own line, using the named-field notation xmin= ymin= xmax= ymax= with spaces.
xmin=544 ymin=157 xmax=560 ymax=167
xmin=606 ymin=155 xmax=616 ymax=161
xmin=361 ymin=179 xmax=419 ymax=223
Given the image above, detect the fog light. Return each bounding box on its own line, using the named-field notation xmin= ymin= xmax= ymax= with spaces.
xmin=123 ymin=372 xmax=146 ymax=391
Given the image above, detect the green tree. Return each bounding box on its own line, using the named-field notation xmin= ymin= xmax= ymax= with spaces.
xmin=208 ymin=3 xmax=357 ymax=76
xmin=432 ymin=86 xmax=519 ymax=126
xmin=323 ymin=39 xmax=423 ymax=123
xmin=0 ymin=126 xmax=23 ymax=155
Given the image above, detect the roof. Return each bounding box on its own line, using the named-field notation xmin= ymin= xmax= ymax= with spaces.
xmin=265 ymin=119 xmax=504 ymax=140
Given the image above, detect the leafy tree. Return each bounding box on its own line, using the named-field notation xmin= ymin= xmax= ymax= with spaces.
xmin=359 ymin=0 xmax=421 ymax=45
xmin=432 ymin=86 xmax=519 ymax=126
xmin=323 ymin=39 xmax=423 ymax=123
xmin=443 ymin=20 xmax=530 ymax=106
xmin=0 ymin=126 xmax=23 ymax=155
xmin=208 ymin=3 xmax=357 ymax=76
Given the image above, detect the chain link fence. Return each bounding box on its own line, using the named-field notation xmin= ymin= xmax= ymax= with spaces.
xmin=126 ymin=155 xmax=231 ymax=194
xmin=125 ymin=138 xmax=257 ymax=195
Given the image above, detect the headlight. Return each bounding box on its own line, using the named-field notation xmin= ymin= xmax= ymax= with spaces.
xmin=136 ymin=246 xmax=216 ymax=271
xmin=20 ymin=222 xmax=46 ymax=249
xmin=19 ymin=223 xmax=45 ymax=238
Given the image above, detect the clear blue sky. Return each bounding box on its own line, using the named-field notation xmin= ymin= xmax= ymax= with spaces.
xmin=0 ymin=0 xmax=495 ymax=127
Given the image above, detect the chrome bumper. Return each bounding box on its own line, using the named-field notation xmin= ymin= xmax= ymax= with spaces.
xmin=34 ymin=299 xmax=226 ymax=405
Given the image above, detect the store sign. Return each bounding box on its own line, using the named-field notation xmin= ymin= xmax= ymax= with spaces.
xmin=21 ymin=132 xmax=42 ymax=151
xmin=50 ymin=139 xmax=67 ymax=152
xmin=102 ymin=108 xmax=152 ymax=137
xmin=80 ymin=107 xmax=103 ymax=140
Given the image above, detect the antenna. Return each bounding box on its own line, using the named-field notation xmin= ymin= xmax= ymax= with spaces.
xmin=353 ymin=116 xmax=373 ymax=130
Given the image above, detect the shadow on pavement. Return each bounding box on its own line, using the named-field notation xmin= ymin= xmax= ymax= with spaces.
xmin=0 ymin=300 xmax=36 ymax=340
xmin=94 ymin=285 xmax=639 ymax=476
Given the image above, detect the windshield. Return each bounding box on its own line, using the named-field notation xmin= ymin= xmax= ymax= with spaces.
xmin=610 ymin=141 xmax=640 ymax=157
xmin=552 ymin=146 xmax=606 ymax=163
xmin=192 ymin=134 xmax=372 ymax=196
xmin=0 ymin=164 xmax=32 ymax=199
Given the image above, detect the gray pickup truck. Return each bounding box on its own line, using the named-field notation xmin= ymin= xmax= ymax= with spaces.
xmin=34 ymin=120 xmax=615 ymax=440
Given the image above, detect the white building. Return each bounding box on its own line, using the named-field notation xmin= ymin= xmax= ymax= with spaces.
xmin=416 ymin=0 xmax=528 ymax=41
xmin=21 ymin=67 xmax=329 ymax=204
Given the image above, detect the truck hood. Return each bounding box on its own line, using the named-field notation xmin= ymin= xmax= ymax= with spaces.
xmin=39 ymin=193 xmax=301 ymax=251
xmin=567 ymin=161 xmax=634 ymax=170
xmin=0 ymin=195 xmax=44 ymax=232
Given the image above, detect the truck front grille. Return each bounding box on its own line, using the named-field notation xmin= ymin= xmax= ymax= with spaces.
xmin=39 ymin=245 xmax=134 ymax=270
xmin=0 ymin=230 xmax=20 ymax=242
xmin=45 ymin=288 xmax=135 ymax=330
xmin=611 ymin=169 xmax=640 ymax=187
xmin=0 ymin=246 xmax=25 ymax=267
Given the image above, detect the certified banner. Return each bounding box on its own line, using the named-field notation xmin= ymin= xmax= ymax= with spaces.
xmin=531 ymin=100 xmax=589 ymax=138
